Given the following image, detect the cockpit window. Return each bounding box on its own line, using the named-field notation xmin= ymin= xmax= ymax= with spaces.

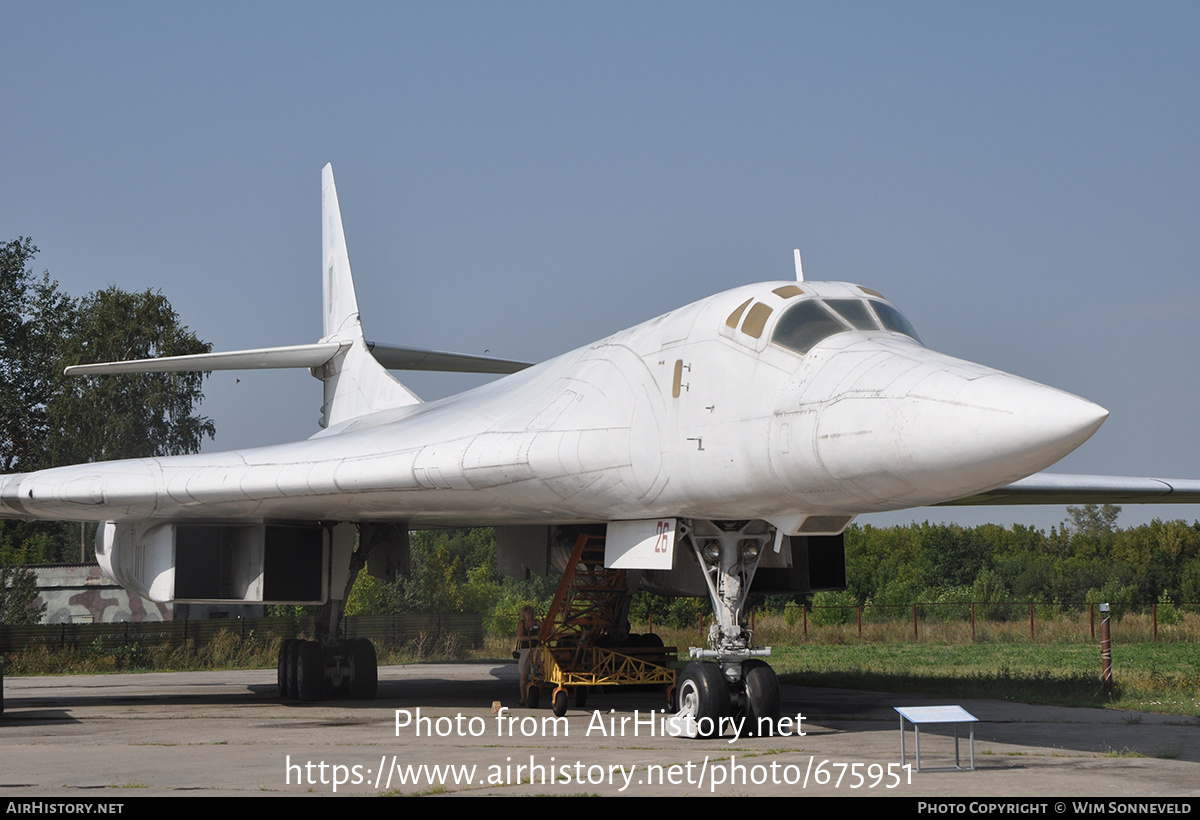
xmin=869 ymin=301 xmax=922 ymax=343
xmin=771 ymin=300 xmax=849 ymax=355
xmin=770 ymin=297 xmax=924 ymax=356
xmin=823 ymin=299 xmax=878 ymax=331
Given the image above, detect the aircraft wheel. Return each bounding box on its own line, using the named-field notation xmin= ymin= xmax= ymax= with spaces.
xmin=284 ymin=639 xmax=303 ymax=699
xmin=277 ymin=639 xmax=299 ymax=699
xmin=348 ymin=638 xmax=378 ymax=700
xmin=575 ymin=687 xmax=587 ymax=709
xmin=296 ymin=640 xmax=325 ymax=702
xmin=743 ymin=661 xmax=781 ymax=736
xmin=677 ymin=662 xmax=730 ymax=739
xmin=526 ymin=684 xmax=540 ymax=709
xmin=552 ymin=688 xmax=569 ymax=717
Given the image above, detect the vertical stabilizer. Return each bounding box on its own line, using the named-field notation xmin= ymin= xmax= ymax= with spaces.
xmin=322 ymin=164 xmax=363 ymax=340
xmin=316 ymin=164 xmax=421 ymax=427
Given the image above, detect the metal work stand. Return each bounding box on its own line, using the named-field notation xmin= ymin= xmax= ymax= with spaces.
xmin=894 ymin=705 xmax=978 ymax=772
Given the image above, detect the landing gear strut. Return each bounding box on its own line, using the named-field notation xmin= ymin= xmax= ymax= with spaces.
xmin=276 ymin=522 xmax=381 ymax=702
xmin=673 ymin=520 xmax=783 ymax=737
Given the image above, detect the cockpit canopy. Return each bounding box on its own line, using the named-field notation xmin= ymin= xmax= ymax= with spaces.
xmin=771 ymin=297 xmax=922 ymax=355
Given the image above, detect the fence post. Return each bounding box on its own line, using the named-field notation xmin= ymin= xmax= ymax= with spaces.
xmin=803 ymin=604 xmax=808 ymax=637
xmin=912 ymin=604 xmax=918 ymax=640
xmin=1029 ymin=602 xmax=1034 ymax=640
xmin=1090 ymin=603 xmax=1095 ymax=638
xmin=1153 ymin=601 xmax=1158 ymax=639
xmin=970 ymin=602 xmax=976 ymax=641
xmin=1100 ymin=606 xmax=1113 ymax=697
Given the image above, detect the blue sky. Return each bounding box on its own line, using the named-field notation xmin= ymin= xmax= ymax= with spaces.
xmin=4 ymin=2 xmax=1199 ymax=530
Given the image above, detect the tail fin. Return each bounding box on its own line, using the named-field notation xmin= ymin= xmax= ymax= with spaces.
xmin=63 ymin=165 xmax=533 ymax=430
xmin=317 ymin=163 xmax=422 ymax=426
xmin=321 ymin=164 xmax=362 ymax=340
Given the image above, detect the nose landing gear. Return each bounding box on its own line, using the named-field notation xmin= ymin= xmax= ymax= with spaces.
xmin=672 ymin=520 xmax=782 ymax=738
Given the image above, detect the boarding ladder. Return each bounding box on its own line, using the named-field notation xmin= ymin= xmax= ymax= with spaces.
xmin=529 ymin=533 xmax=676 ymax=715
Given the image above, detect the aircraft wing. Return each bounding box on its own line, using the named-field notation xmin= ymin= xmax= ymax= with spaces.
xmin=939 ymin=472 xmax=1200 ymax=506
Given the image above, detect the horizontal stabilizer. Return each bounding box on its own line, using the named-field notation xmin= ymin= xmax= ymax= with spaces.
xmin=366 ymin=342 xmax=530 ymax=374
xmin=65 ymin=342 xmax=531 ymax=377
xmin=64 ymin=343 xmax=347 ymax=376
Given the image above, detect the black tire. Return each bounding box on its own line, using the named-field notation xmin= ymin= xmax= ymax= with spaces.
xmin=277 ymin=639 xmax=298 ymax=699
xmin=296 ymin=640 xmax=325 ymax=702
xmin=552 ymin=688 xmax=568 ymax=717
xmin=743 ymin=662 xmax=781 ymax=736
xmin=348 ymin=638 xmax=378 ymax=700
xmin=677 ymin=662 xmax=730 ymax=739
xmin=575 ymin=687 xmax=587 ymax=709
xmin=526 ymin=684 xmax=540 ymax=709
xmin=284 ymin=639 xmax=302 ymax=700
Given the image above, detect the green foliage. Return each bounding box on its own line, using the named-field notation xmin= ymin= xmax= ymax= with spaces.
xmin=345 ymin=572 xmax=386 ymax=617
xmin=0 ymin=565 xmax=46 ymax=625
xmin=921 ymin=585 xmax=973 ymax=623
xmin=629 ymin=590 xmax=708 ymax=629
xmin=809 ymin=590 xmax=857 ymax=626
xmin=344 ymin=528 xmax=559 ymax=638
xmin=1156 ymin=590 xmax=1183 ymax=626
xmin=1 ymin=237 xmax=215 ymax=564
xmin=1085 ymin=581 xmax=1138 ymax=616
xmin=844 ymin=509 xmax=1200 ymax=622
xmin=1065 ymin=503 xmax=1121 ymax=537
xmin=45 ymin=287 xmax=215 ymax=466
xmin=971 ymin=568 xmax=1014 ymax=621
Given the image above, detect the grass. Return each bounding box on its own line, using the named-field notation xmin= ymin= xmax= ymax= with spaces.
xmin=5 ymin=612 xmax=1198 ymax=718
xmin=634 ymin=614 xmax=1200 ymax=717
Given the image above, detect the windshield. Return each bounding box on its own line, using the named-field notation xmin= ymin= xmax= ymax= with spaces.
xmin=770 ymin=298 xmax=922 ymax=355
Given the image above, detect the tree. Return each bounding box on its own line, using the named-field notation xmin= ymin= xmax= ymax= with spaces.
xmin=44 ymin=286 xmax=215 ymax=466
xmin=1064 ymin=504 xmax=1121 ymax=537
xmin=0 ymin=238 xmax=215 ymax=563
xmin=0 ymin=565 xmax=46 ymax=625
xmin=0 ymin=238 xmax=53 ymax=473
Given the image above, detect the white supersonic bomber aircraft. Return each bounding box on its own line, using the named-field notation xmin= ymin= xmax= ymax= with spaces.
xmin=4 ymin=165 xmax=1200 ymax=730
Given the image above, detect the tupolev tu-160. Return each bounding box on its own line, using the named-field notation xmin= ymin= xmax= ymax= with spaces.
xmin=4 ymin=165 xmax=1200 ymax=732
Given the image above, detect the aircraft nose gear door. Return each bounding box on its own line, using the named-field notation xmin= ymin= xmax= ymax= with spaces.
xmin=673 ymin=520 xmax=782 ymax=738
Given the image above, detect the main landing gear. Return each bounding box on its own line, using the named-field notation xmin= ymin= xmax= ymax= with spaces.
xmin=276 ymin=522 xmax=381 ymax=702
xmin=672 ymin=520 xmax=782 ymax=738
xmin=277 ymin=637 xmax=378 ymax=702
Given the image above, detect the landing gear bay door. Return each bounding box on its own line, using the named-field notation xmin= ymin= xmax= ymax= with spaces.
xmin=605 ymin=519 xmax=676 ymax=570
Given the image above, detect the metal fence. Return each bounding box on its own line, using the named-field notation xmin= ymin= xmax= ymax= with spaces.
xmin=792 ymin=600 xmax=1199 ymax=641
xmin=0 ymin=612 xmax=483 ymax=654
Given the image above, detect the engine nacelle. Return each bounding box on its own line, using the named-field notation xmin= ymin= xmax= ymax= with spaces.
xmin=96 ymin=521 xmax=332 ymax=604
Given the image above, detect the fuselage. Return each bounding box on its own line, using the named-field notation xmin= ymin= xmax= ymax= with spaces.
xmin=0 ymin=280 xmax=1108 ymax=528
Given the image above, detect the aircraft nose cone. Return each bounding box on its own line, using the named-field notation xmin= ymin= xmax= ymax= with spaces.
xmin=903 ymin=371 xmax=1109 ymax=474
xmin=813 ymin=353 xmax=1109 ymax=507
